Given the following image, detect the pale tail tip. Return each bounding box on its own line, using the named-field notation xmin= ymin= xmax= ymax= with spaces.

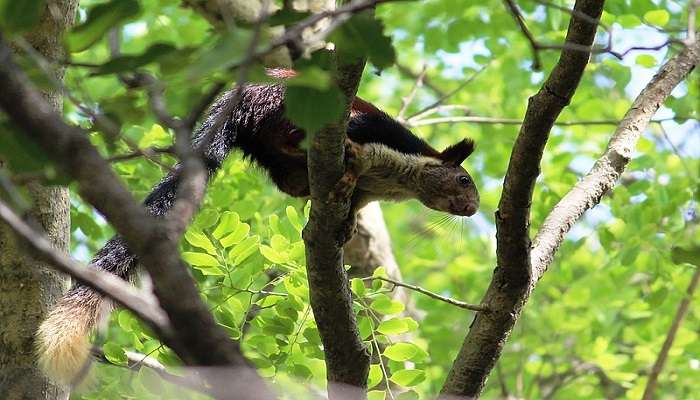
xmin=35 ymin=303 xmax=94 ymax=385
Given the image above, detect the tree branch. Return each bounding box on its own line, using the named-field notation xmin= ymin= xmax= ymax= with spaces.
xmin=440 ymin=1 xmax=605 ymax=397
xmin=642 ymin=267 xmax=700 ymax=400
xmin=302 ymin=42 xmax=370 ymax=400
xmin=406 ymin=115 xmax=695 ymax=128
xmin=530 ymin=40 xmax=700 ymax=279
xmin=0 ymin=200 xmax=170 ymax=335
xmin=0 ymin=35 xmax=273 ymax=399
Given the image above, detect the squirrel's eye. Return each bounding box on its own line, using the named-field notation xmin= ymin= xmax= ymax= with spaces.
xmin=457 ymin=175 xmax=471 ymax=187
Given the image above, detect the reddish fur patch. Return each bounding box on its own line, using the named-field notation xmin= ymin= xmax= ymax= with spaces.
xmin=351 ymin=97 xmax=382 ymax=116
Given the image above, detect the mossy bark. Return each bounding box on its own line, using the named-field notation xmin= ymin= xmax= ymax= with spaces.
xmin=0 ymin=1 xmax=78 ymax=399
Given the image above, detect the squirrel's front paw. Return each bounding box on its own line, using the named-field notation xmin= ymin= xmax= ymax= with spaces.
xmin=338 ymin=213 xmax=358 ymax=244
xmin=329 ymin=139 xmax=365 ymax=202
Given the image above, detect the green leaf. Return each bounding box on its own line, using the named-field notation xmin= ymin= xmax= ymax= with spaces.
xmin=635 ymin=54 xmax=656 ymax=68
xmin=74 ymin=212 xmax=103 ymax=238
xmin=184 ymin=29 xmax=255 ymax=80
xmin=182 ymin=251 xmax=219 ymax=267
xmin=370 ymin=294 xmax=405 ymax=315
xmin=358 ymin=316 xmax=373 ymax=340
xmin=260 ymin=245 xmax=287 ymax=263
xmin=270 ymin=234 xmax=289 ymax=251
xmin=643 ymin=9 xmax=669 ymax=26
xmin=377 ymin=318 xmax=409 ymax=335
xmin=184 ymin=230 xmax=217 ymax=255
xmin=331 ymin=11 xmax=396 ymax=69
xmin=397 ymin=391 xmax=420 ymax=400
xmin=0 ymin=128 xmax=51 ymax=173
xmin=351 ymin=278 xmax=367 ymax=297
xmin=286 ymin=206 xmax=304 ymax=233
xmin=67 ymin=0 xmax=141 ymax=52
xmin=268 ymin=9 xmax=310 ymax=26
xmin=383 ymin=343 xmax=419 ymax=362
xmin=117 ymin=310 xmax=134 ymax=331
xmin=227 ymin=235 xmax=260 ymax=264
xmin=368 ymin=390 xmax=386 ymax=400
xmin=618 ymin=14 xmax=640 ymax=28
xmin=194 ymin=209 xmax=219 ymax=230
xmin=285 ymin=67 xmax=332 ymax=91
xmin=219 ymin=222 xmax=250 ymax=248
xmin=213 ymin=212 xmax=241 ymax=239
xmin=368 ymin=364 xmax=383 ymax=389
xmin=91 ymin=43 xmax=178 ymax=75
xmin=671 ymin=246 xmax=700 ymax=266
xmin=0 ymin=0 xmax=46 ymax=34
xmin=284 ymin=85 xmax=345 ymax=133
xmin=389 ymin=369 xmax=425 ymax=387
xmin=372 ymin=267 xmax=388 ymax=278
xmin=289 ymin=363 xmax=313 ymax=379
xmin=103 ymin=342 xmax=127 ymax=366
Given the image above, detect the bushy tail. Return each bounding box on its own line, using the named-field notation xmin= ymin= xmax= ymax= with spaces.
xmin=36 ymin=287 xmax=103 ymax=384
xmin=34 ymin=88 xmax=245 ymax=384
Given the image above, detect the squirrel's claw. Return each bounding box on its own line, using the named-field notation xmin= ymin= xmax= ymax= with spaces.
xmin=329 ymin=139 xmax=365 ymax=203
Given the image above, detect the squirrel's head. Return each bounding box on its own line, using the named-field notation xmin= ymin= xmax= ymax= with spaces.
xmin=416 ymin=139 xmax=479 ymax=217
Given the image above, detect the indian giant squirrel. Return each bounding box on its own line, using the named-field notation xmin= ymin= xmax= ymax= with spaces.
xmin=36 ymin=69 xmax=479 ymax=384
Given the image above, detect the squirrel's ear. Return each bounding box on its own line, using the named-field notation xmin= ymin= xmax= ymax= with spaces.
xmin=438 ymin=139 xmax=475 ymax=166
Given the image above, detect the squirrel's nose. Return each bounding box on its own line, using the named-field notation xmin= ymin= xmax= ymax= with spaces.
xmin=463 ymin=203 xmax=478 ymax=216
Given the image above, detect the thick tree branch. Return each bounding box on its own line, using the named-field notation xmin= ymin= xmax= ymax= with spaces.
xmin=440 ymin=1 xmax=605 ymax=397
xmin=302 ymin=54 xmax=370 ymax=400
xmin=531 ymin=40 xmax=700 ymax=278
xmin=0 ymin=200 xmax=171 ymax=337
xmin=642 ymin=267 xmax=700 ymax=400
xmin=0 ymin=36 xmax=273 ymax=399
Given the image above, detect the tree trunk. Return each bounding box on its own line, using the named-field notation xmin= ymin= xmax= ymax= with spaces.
xmin=0 ymin=1 xmax=78 ymax=399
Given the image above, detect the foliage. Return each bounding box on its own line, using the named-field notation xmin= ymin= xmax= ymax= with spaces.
xmin=1 ymin=0 xmax=698 ymax=399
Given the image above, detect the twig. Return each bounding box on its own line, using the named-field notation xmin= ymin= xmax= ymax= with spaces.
xmin=395 ymin=62 xmax=447 ymax=97
xmin=642 ymin=268 xmax=700 ymax=400
xmin=406 ymin=115 xmax=696 ymax=128
xmin=504 ymin=0 xmax=543 ymax=70
xmin=108 ymin=146 xmax=175 ymax=163
xmin=14 ymin=37 xmax=173 ymax=171
xmin=406 ymin=104 xmax=472 ymax=122
xmin=658 ymin=124 xmax=694 ymax=179
xmin=363 ymin=276 xmax=489 ymax=312
xmin=396 ymin=65 xmax=426 ymax=121
xmin=406 ymin=62 xmax=490 ymax=121
xmin=0 ymin=200 xmax=171 ymax=333
xmin=523 ymin=0 xmax=678 ymax=61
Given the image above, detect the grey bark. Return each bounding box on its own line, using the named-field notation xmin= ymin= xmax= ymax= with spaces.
xmin=440 ymin=0 xmax=605 ymax=397
xmin=0 ymin=1 xmax=78 ymax=399
xmin=302 ymin=56 xmax=370 ymax=400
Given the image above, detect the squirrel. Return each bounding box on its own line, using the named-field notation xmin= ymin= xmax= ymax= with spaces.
xmin=36 ymin=69 xmax=479 ymax=384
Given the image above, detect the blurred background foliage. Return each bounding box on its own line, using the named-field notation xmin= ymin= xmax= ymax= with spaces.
xmin=2 ymin=0 xmax=698 ymax=398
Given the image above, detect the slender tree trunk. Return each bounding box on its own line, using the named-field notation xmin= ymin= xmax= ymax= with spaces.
xmin=0 ymin=1 xmax=79 ymax=399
